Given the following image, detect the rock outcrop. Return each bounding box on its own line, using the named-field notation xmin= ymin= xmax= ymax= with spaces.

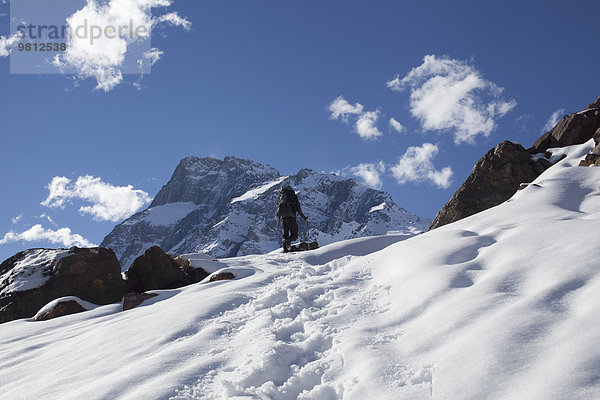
xmin=122 ymin=292 xmax=158 ymax=311
xmin=429 ymin=141 xmax=552 ymax=230
xmin=587 ymin=96 xmax=600 ymax=110
xmin=578 ymin=128 xmax=600 ymax=166
xmin=0 ymin=247 xmax=126 ymax=324
xmin=102 ymin=156 xmax=429 ymax=268
xmin=530 ymin=97 xmax=600 ymax=153
xmin=124 ymin=246 xmax=208 ymax=292
xmin=34 ymin=298 xmax=88 ymax=321
xmin=430 ymin=95 xmax=600 ymax=230
xmin=208 ymin=272 xmax=235 ymax=282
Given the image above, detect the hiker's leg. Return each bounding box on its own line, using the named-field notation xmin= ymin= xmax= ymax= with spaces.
xmin=288 ymin=217 xmax=299 ymax=242
xmin=281 ymin=218 xmax=291 ymax=251
xmin=282 ymin=218 xmax=291 ymax=240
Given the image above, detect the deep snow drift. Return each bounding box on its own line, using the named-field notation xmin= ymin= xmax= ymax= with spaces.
xmin=1 ymin=141 xmax=600 ymax=399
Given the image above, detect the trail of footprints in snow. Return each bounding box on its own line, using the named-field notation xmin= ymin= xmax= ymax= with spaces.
xmin=172 ymin=255 xmax=404 ymax=399
xmin=221 ymin=258 xmax=348 ymax=399
xmin=168 ymin=257 xmax=351 ymax=399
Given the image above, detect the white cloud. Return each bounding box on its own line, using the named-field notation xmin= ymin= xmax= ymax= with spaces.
xmin=355 ymin=110 xmax=382 ymax=140
xmin=41 ymin=175 xmax=152 ymax=222
xmin=154 ymin=12 xmax=192 ymax=30
xmin=390 ymin=143 xmax=453 ymax=189
xmin=542 ymin=108 xmax=565 ymax=133
xmin=329 ymin=96 xmax=364 ymax=122
xmin=143 ymin=48 xmax=164 ymax=66
xmin=0 ymin=31 xmax=24 ymax=57
xmin=53 ymin=0 xmax=190 ymax=91
xmin=0 ymin=224 xmax=96 ymax=248
xmin=329 ymin=96 xmax=383 ymax=140
xmin=39 ymin=213 xmax=58 ymax=227
xmin=348 ymin=161 xmax=386 ymax=189
xmin=136 ymin=48 xmax=164 ymax=74
xmin=11 ymin=213 xmax=23 ymax=225
xmin=387 ymin=54 xmax=516 ymax=144
xmin=389 ymin=117 xmax=406 ymax=134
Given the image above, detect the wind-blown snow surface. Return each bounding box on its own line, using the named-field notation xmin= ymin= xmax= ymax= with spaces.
xmin=2 ymin=141 xmax=600 ymax=399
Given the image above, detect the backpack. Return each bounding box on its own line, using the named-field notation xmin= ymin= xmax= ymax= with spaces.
xmin=277 ymin=186 xmax=298 ymax=218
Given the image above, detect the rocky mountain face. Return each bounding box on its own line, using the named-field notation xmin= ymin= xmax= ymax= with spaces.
xmin=429 ymin=141 xmax=552 ymax=230
xmin=430 ymin=95 xmax=600 ymax=230
xmin=102 ymin=156 xmax=429 ymax=269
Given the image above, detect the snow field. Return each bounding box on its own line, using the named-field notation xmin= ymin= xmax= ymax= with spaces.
xmin=0 ymin=235 xmax=413 ymax=400
xmin=1 ymin=141 xmax=600 ymax=399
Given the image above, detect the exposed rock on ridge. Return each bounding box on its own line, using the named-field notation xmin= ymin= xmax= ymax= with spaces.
xmin=429 ymin=141 xmax=552 ymax=230
xmin=430 ymin=95 xmax=600 ymax=230
xmin=530 ymin=96 xmax=600 ymax=154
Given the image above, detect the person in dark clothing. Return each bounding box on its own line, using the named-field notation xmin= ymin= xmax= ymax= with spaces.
xmin=276 ymin=185 xmax=308 ymax=253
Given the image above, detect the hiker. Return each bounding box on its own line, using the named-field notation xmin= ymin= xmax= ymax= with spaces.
xmin=276 ymin=185 xmax=309 ymax=253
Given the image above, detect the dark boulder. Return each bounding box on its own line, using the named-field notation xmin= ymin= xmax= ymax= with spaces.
xmin=208 ymin=272 xmax=235 ymax=282
xmin=180 ymin=256 xmax=210 ymax=285
xmin=577 ymin=126 xmax=600 ymax=166
xmin=0 ymin=247 xmax=126 ymax=324
xmin=34 ymin=298 xmax=87 ymax=321
xmin=50 ymin=247 xmax=127 ymax=304
xmin=593 ymin=127 xmax=600 ymax=145
xmin=125 ymin=246 xmax=182 ymax=292
xmin=124 ymin=246 xmax=208 ymax=292
xmin=578 ymin=127 xmax=600 ymax=166
xmin=122 ymin=292 xmax=158 ymax=311
xmin=530 ymin=100 xmax=600 ymax=154
xmin=579 ymin=153 xmax=600 ymax=167
xmin=429 ymin=141 xmax=552 ymax=230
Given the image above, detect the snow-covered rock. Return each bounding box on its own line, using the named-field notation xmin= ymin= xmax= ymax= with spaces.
xmin=0 ymin=248 xmax=70 ymax=296
xmin=0 ymin=247 xmax=126 ymax=323
xmin=102 ymin=156 xmax=428 ymax=270
xmin=33 ymin=296 xmax=96 ymax=321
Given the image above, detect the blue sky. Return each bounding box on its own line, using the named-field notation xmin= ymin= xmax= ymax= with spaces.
xmin=1 ymin=0 xmax=599 ymax=262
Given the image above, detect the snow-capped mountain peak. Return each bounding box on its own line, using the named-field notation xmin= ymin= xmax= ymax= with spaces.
xmin=102 ymin=157 xmax=428 ymax=269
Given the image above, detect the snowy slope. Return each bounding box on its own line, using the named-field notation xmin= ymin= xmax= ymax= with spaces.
xmin=2 ymin=141 xmax=600 ymax=399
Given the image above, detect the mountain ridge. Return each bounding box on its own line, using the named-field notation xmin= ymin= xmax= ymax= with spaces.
xmin=102 ymin=156 xmax=429 ymax=269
